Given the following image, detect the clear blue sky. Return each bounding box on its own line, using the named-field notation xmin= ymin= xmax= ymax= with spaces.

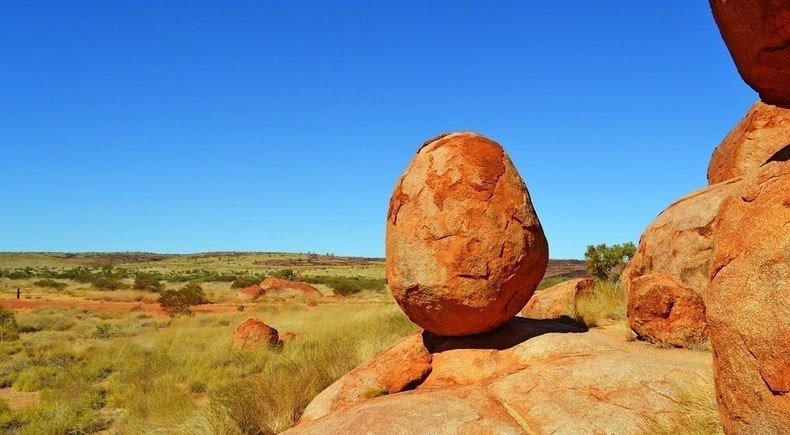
xmin=0 ymin=1 xmax=756 ymax=259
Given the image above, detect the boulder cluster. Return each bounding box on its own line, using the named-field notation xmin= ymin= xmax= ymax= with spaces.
xmin=385 ymin=132 xmax=549 ymax=336
xmin=621 ymin=2 xmax=790 ymax=432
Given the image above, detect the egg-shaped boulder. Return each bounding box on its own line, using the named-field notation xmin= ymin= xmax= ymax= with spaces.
xmin=386 ymin=132 xmax=548 ymax=336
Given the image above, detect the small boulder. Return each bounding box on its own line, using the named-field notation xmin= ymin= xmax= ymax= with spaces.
xmin=707 ymin=161 xmax=790 ymax=434
xmin=710 ymin=0 xmax=790 ymax=107
xmin=299 ymin=332 xmax=432 ymax=423
xmin=627 ymin=272 xmax=707 ymax=347
xmin=386 ymin=132 xmax=548 ymax=336
xmin=232 ymin=317 xmax=280 ymax=350
xmin=236 ymin=284 xmax=264 ymax=301
xmin=707 ymin=100 xmax=790 ymax=184
xmin=520 ymin=278 xmax=595 ymax=320
xmin=259 ymin=277 xmax=322 ymax=298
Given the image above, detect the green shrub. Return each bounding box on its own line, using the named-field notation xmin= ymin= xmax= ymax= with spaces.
xmin=158 ymin=282 xmax=207 ymax=318
xmin=0 ymin=306 xmax=18 ymax=342
xmin=133 ymin=274 xmax=164 ymax=292
xmin=584 ymin=242 xmax=636 ymax=281
xmin=32 ymin=279 xmax=68 ymax=291
xmin=231 ymin=275 xmax=265 ymax=289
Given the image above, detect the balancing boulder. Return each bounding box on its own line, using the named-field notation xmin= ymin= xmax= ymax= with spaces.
xmin=386 ymin=132 xmax=548 ymax=336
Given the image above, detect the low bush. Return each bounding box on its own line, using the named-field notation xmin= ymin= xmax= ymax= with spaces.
xmin=0 ymin=306 xmax=19 ymax=342
xmin=158 ymin=282 xmax=207 ymax=318
xmin=230 ymin=274 xmax=265 ymax=289
xmin=133 ymin=274 xmax=164 ymax=292
xmin=32 ymin=279 xmax=68 ymax=291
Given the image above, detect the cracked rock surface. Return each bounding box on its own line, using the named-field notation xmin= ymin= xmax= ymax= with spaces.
xmin=708 ymin=161 xmax=790 ymax=434
xmin=386 ymin=132 xmax=548 ymax=336
xmin=286 ymin=322 xmax=713 ymax=435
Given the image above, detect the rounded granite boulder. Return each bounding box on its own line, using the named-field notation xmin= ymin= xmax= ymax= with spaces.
xmin=385 ymin=132 xmax=548 ymax=336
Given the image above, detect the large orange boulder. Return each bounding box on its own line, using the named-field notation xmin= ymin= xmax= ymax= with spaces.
xmin=519 ymin=278 xmax=595 ymax=320
xmin=259 ymin=277 xmax=322 ymax=298
xmin=627 ymin=272 xmax=707 ymax=347
xmin=622 ymin=178 xmax=741 ymax=304
xmin=386 ymin=132 xmax=548 ymax=336
xmin=708 ymin=100 xmax=790 ymax=184
xmin=707 ymin=161 xmax=790 ymax=434
xmin=709 ymin=0 xmax=790 ymax=108
xmin=232 ymin=317 xmax=280 ymax=350
xmin=621 ymin=179 xmax=743 ymax=348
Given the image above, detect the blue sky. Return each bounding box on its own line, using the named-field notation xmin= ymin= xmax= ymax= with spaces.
xmin=0 ymin=1 xmax=756 ymax=259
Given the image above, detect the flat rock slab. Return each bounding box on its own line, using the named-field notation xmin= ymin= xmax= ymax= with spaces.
xmin=290 ymin=323 xmax=715 ymax=434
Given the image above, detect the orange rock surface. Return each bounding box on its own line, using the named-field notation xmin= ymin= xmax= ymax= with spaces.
xmin=708 ymin=161 xmax=790 ymax=434
xmin=708 ymin=100 xmax=790 ymax=184
xmin=386 ymin=132 xmax=548 ymax=336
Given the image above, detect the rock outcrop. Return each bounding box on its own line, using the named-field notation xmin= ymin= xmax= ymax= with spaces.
xmin=621 ymin=178 xmax=742 ymax=348
xmin=708 ymin=100 xmax=790 ymax=184
xmin=299 ymin=332 xmax=432 ymax=423
xmin=286 ymin=321 xmax=715 ymax=434
xmin=236 ymin=284 xmax=264 ymax=301
xmin=386 ymin=132 xmax=548 ymax=336
xmin=627 ymin=272 xmax=707 ymax=347
xmin=231 ymin=317 xmax=280 ymax=350
xmin=259 ymin=277 xmax=322 ymax=298
xmin=519 ymin=278 xmax=595 ymax=320
xmin=709 ymin=0 xmax=790 ymax=108
xmin=707 ymin=162 xmax=790 ymax=434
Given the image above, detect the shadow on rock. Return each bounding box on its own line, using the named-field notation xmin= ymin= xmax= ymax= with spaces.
xmin=422 ymin=316 xmax=588 ymax=353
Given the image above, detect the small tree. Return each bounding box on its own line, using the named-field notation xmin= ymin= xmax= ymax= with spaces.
xmin=0 ymin=306 xmax=19 ymax=342
xmin=584 ymin=242 xmax=636 ymax=281
xmin=158 ymin=282 xmax=206 ymax=319
xmin=133 ymin=274 xmax=164 ymax=292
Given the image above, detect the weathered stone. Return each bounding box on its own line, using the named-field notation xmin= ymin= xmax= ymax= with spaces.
xmin=622 ymin=177 xmax=742 ymax=305
xmin=627 ymin=272 xmax=707 ymax=347
xmin=708 ymin=161 xmax=790 ymax=434
xmin=287 ymin=387 xmax=525 ymax=435
xmin=236 ymin=284 xmax=263 ymax=301
xmin=386 ymin=132 xmax=548 ymax=336
xmin=710 ymin=0 xmax=790 ymax=107
xmin=259 ymin=277 xmax=322 ymax=298
xmin=292 ymin=324 xmax=715 ymax=434
xmin=520 ymin=278 xmax=595 ymax=320
xmin=231 ymin=317 xmax=279 ymax=350
xmin=708 ymin=100 xmax=790 ymax=184
xmin=299 ymin=332 xmax=432 ymax=423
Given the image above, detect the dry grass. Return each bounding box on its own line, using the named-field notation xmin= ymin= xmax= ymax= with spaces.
xmin=0 ymin=297 xmax=416 ymax=434
xmin=640 ymin=373 xmax=723 ymax=435
xmin=575 ymin=281 xmax=627 ymax=327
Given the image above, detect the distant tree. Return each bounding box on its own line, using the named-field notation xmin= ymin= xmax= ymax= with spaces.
xmin=584 ymin=242 xmax=636 ymax=281
xmin=158 ymin=282 xmax=207 ymax=319
xmin=0 ymin=306 xmax=18 ymax=342
xmin=133 ymin=274 xmax=164 ymax=292
xmin=272 ymin=269 xmax=295 ymax=281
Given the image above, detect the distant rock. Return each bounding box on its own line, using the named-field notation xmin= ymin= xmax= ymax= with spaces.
xmin=259 ymin=277 xmax=322 ymax=298
xmin=710 ymin=0 xmax=790 ymax=108
xmin=707 ymin=161 xmax=790 ymax=434
xmin=627 ymin=272 xmax=707 ymax=347
xmin=287 ymin=320 xmax=714 ymax=434
xmin=519 ymin=278 xmax=595 ymax=320
xmin=236 ymin=284 xmax=264 ymax=301
xmin=299 ymin=332 xmax=432 ymax=423
xmin=232 ymin=317 xmax=280 ymax=350
xmin=386 ymin=132 xmax=548 ymax=336
xmin=707 ymin=100 xmax=790 ymax=184
xmin=621 ymin=178 xmax=742 ymax=347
